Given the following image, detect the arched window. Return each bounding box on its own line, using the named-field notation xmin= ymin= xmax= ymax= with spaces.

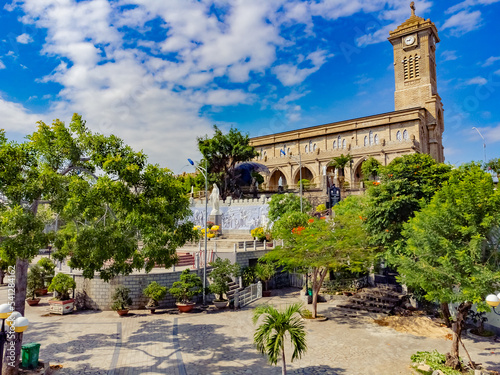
xmin=333 ymin=140 xmax=336 ymax=149
xmin=342 ymin=139 xmax=346 ymax=149
xmin=364 ymin=136 xmax=368 ymax=146
xmin=309 ymin=140 xmax=313 ymax=153
xmin=396 ymin=131 xmax=402 ymax=141
xmin=305 ymin=145 xmax=308 ymax=153
xmin=369 ymin=131 xmax=374 ymax=145
xmin=374 ymin=134 xmax=379 ymax=145
xmin=260 ymin=148 xmax=263 ymax=160
xmin=337 ymin=136 xmax=341 ymax=148
xmin=313 ymin=144 xmax=317 ymax=151
xmin=403 ymin=129 xmax=409 ymax=140
xmin=287 ymin=148 xmax=290 ymax=155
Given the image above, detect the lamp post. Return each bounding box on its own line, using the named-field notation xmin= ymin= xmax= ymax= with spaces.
xmin=485 ymin=293 xmax=500 ymax=315
xmin=281 ymin=149 xmax=303 ymax=212
xmin=0 ymin=304 xmax=29 ymax=370
xmin=188 ymin=158 xmax=209 ymax=305
xmin=472 ymin=127 xmax=486 ymax=163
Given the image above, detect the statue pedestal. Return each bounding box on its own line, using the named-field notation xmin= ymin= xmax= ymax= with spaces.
xmin=209 ymin=214 xmax=222 ymax=229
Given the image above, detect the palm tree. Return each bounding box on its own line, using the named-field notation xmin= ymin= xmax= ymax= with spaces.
xmin=253 ymin=303 xmax=307 ymax=375
xmin=328 ymin=153 xmax=353 ymax=190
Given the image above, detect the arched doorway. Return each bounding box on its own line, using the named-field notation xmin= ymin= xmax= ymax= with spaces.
xmin=268 ymin=169 xmax=287 ymax=191
xmin=293 ymin=166 xmax=314 ymax=189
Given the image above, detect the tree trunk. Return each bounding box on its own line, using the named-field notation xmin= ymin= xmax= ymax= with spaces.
xmin=311 ymin=268 xmax=328 ymax=319
xmin=281 ymin=346 xmax=286 ymax=375
xmin=445 ymin=301 xmax=472 ymax=370
xmin=2 ymin=258 xmax=29 ymax=375
xmin=0 ymin=269 xmax=4 ymax=285
xmin=440 ymin=302 xmax=452 ymax=328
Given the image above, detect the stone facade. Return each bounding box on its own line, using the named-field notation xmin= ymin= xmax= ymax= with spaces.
xmin=249 ymin=5 xmax=445 ymax=191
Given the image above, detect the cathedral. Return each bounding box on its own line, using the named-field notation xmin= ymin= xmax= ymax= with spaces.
xmin=249 ymin=3 xmax=444 ymax=192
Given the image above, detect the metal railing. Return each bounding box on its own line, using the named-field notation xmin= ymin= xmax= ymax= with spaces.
xmin=234 ymin=281 xmax=262 ymax=308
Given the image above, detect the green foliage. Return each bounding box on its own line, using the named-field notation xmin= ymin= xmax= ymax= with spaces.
xmin=177 ymin=173 xmax=205 ymax=195
xmin=251 ymin=171 xmax=264 ymax=185
xmin=264 ymin=201 xmax=374 ymax=317
xmin=297 ymin=179 xmax=311 ymax=190
xmin=270 ymin=211 xmax=310 ymax=241
xmin=208 ymin=258 xmax=240 ymax=301
xmin=393 ymin=163 xmax=500 ymax=306
xmin=365 ymin=153 xmax=452 ymax=252
xmin=328 ymin=154 xmax=352 ymax=176
xmin=315 ymin=204 xmax=326 ymax=212
xmin=253 ymin=303 xmax=307 ymax=372
xmin=27 ymin=265 xmax=45 ymax=300
xmin=360 ymin=157 xmax=381 ymax=181
xmin=197 ymin=125 xmax=258 ymax=199
xmin=267 ymin=193 xmax=312 ymax=222
xmin=37 ymin=257 xmax=55 ymax=287
xmin=143 ymin=281 xmax=168 ymax=306
xmin=255 ymin=261 xmax=276 ymax=291
xmin=486 ymin=158 xmax=500 ymax=177
xmin=410 ymin=350 xmax=462 ymax=375
xmin=241 ymin=266 xmax=257 ymax=287
xmin=111 ymin=285 xmax=132 ymax=311
xmin=169 ymin=269 xmax=203 ymax=303
xmin=1 ymin=114 xmax=195 ymax=284
xmin=48 ymin=273 xmax=76 ymax=301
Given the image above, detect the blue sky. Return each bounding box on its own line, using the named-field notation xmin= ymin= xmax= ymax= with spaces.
xmin=1 ymin=0 xmax=499 ymax=172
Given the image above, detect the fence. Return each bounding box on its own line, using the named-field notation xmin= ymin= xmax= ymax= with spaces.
xmin=234 ymin=281 xmax=262 ymax=309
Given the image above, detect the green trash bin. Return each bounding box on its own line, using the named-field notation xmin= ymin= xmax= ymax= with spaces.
xmin=21 ymin=342 xmax=40 ymax=369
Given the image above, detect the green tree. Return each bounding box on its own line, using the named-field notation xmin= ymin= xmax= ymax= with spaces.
xmin=360 ymin=156 xmax=381 ymax=181
xmin=197 ymin=125 xmax=258 ymax=199
xmin=391 ymin=163 xmax=500 ymax=370
xmin=486 ymin=158 xmax=500 ymax=179
xmin=328 ymin=153 xmax=352 ymax=190
xmin=208 ymin=258 xmax=240 ymax=301
xmin=265 ymin=197 xmax=374 ymax=318
xmin=0 ymin=115 xmax=194 ymax=373
xmin=253 ymin=303 xmax=307 ymax=375
xmin=267 ymin=193 xmax=311 ymax=222
xmin=365 ymin=153 xmax=451 ymax=252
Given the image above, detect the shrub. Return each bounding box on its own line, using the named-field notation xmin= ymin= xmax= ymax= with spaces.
xmin=27 ymin=265 xmax=45 ymax=300
xmin=169 ymin=269 xmax=203 ymax=304
xmin=251 ymin=227 xmax=266 ymax=241
xmin=143 ymin=281 xmax=168 ymax=307
xmin=209 ymin=258 xmax=240 ymax=301
xmin=111 ymin=286 xmax=132 ymax=311
xmin=48 ymin=273 xmax=76 ymax=301
xmin=37 ymin=257 xmax=55 ymax=287
xmin=316 ymin=204 xmax=326 ymax=212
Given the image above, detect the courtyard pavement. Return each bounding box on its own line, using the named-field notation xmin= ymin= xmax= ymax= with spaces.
xmin=2 ymin=286 xmax=499 ymax=375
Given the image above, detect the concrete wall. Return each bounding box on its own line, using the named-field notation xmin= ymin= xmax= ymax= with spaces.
xmin=72 ymin=249 xmax=269 ymax=310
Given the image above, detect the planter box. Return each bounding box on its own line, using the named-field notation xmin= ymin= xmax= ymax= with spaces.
xmin=48 ymin=299 xmax=75 ymax=315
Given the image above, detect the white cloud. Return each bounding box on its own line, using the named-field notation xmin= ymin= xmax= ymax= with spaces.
xmin=441 ymin=50 xmax=459 ymax=62
xmin=16 ymin=33 xmax=33 ymax=44
xmin=0 ymin=60 xmax=5 ymax=69
xmin=446 ymin=0 xmax=500 ymax=14
xmin=273 ymin=49 xmax=329 ymax=86
xmin=441 ymin=10 xmax=482 ymax=36
xmin=0 ymin=95 xmax=41 ymax=133
xmin=465 ymin=76 xmax=488 ymax=85
xmin=482 ymin=124 xmax=500 ymax=143
xmin=482 ymin=56 xmax=500 ymax=67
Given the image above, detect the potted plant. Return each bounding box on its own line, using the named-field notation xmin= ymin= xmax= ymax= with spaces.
xmin=143 ymin=281 xmax=167 ymax=314
xmin=26 ymin=265 xmax=45 ymax=306
xmin=36 ymin=257 xmax=55 ymax=295
xmin=255 ymin=261 xmax=275 ymax=297
xmin=48 ymin=273 xmax=76 ymax=314
xmin=208 ymin=258 xmax=240 ymax=309
xmin=111 ymin=286 xmax=132 ymax=316
xmin=169 ymin=269 xmax=203 ymax=313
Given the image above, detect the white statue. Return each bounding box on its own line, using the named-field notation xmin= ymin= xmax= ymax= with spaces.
xmin=278 ymin=176 xmax=283 ymax=186
xmin=209 ymin=183 xmax=220 ymax=215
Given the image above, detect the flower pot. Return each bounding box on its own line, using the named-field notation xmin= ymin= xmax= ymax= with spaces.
xmin=26 ymin=298 xmax=41 ymax=306
xmin=48 ymin=298 xmax=75 ymax=315
xmin=213 ymin=300 xmax=228 ymax=309
xmin=176 ymin=302 xmax=195 ymax=313
xmin=146 ymin=305 xmax=158 ymax=314
xmin=116 ymin=309 xmax=129 ymax=316
xmin=35 ymin=288 xmax=48 ymax=296
xmin=262 ymin=290 xmax=272 ymax=297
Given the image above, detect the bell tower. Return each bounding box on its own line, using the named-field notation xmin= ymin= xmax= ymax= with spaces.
xmin=388 ymin=2 xmax=444 ymax=162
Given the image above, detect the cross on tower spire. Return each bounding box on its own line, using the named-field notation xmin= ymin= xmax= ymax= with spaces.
xmin=410 ymin=1 xmax=416 ymax=17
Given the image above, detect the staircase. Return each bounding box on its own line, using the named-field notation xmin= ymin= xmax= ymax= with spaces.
xmin=226 ymin=280 xmax=242 ymax=302
xmin=331 ymin=285 xmax=405 ymax=316
xmin=176 ymin=252 xmax=195 ymax=267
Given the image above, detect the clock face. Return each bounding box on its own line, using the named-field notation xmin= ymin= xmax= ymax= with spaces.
xmin=405 ymin=36 xmax=415 ymax=45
